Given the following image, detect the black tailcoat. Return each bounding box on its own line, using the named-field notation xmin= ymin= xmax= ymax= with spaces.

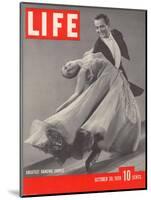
xmin=93 ymin=29 xmax=143 ymax=96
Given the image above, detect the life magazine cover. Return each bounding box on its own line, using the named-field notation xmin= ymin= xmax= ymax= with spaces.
xmin=20 ymin=2 xmax=147 ymax=197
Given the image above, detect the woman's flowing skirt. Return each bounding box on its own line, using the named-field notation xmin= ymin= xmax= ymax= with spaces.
xmin=25 ymin=66 xmax=141 ymax=157
xmin=81 ymin=70 xmax=141 ymax=154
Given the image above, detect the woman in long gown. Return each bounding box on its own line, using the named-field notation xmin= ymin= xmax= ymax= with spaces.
xmin=25 ymin=52 xmax=141 ymax=171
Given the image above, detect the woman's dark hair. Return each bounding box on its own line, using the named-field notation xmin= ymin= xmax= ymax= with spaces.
xmin=94 ymin=14 xmax=110 ymax=25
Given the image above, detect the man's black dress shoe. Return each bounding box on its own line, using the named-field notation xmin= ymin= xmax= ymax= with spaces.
xmin=85 ymin=145 xmax=101 ymax=172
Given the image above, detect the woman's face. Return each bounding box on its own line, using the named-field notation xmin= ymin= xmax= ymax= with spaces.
xmin=62 ymin=61 xmax=79 ymax=78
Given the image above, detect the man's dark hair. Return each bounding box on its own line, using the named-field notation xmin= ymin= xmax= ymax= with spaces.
xmin=94 ymin=14 xmax=110 ymax=25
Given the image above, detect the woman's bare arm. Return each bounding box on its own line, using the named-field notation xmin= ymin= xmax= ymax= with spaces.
xmin=83 ymin=48 xmax=93 ymax=57
xmin=56 ymin=69 xmax=86 ymax=113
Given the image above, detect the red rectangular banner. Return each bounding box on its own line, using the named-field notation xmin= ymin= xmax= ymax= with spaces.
xmin=23 ymin=167 xmax=146 ymax=196
xmin=25 ymin=8 xmax=80 ymax=40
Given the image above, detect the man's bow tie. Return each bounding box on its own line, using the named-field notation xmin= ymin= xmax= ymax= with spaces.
xmin=103 ymin=35 xmax=113 ymax=41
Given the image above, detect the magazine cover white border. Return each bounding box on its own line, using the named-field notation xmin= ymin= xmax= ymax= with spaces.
xmin=20 ymin=1 xmax=147 ymax=197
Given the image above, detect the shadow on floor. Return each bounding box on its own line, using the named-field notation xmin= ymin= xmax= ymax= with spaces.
xmin=69 ymin=134 xmax=145 ymax=174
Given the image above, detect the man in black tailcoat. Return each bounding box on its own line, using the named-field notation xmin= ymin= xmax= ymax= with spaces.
xmin=85 ymin=13 xmax=143 ymax=171
xmin=87 ymin=13 xmax=143 ymax=97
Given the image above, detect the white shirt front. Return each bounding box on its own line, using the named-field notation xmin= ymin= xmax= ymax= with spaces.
xmin=102 ymin=33 xmax=121 ymax=69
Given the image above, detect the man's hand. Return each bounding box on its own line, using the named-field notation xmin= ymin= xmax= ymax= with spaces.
xmin=87 ymin=70 xmax=94 ymax=83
